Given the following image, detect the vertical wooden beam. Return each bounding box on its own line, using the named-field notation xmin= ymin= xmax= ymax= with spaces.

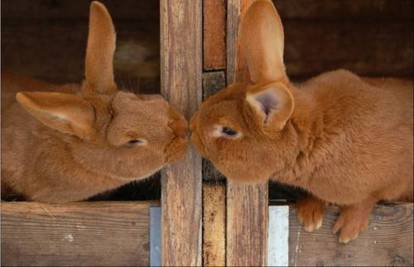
xmin=203 ymin=183 xmax=226 ymax=266
xmin=226 ymin=0 xmax=269 ymax=266
xmin=203 ymin=0 xmax=226 ymax=70
xmin=160 ymin=1 xmax=202 ymax=266
xmin=226 ymin=183 xmax=268 ymax=266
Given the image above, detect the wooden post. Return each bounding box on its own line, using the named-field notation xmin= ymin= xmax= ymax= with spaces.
xmin=203 ymin=183 xmax=226 ymax=266
xmin=226 ymin=0 xmax=269 ymax=266
xmin=160 ymin=1 xmax=202 ymax=266
xmin=203 ymin=0 xmax=226 ymax=70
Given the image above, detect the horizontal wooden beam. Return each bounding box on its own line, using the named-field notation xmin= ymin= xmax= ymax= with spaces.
xmin=289 ymin=203 xmax=414 ymax=266
xmin=1 ymin=201 xmax=155 ymax=266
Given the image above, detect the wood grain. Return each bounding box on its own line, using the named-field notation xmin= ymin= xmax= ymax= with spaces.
xmin=203 ymin=0 xmax=226 ymax=70
xmin=203 ymin=183 xmax=226 ymax=266
xmin=226 ymin=0 xmax=269 ymax=266
xmin=202 ymin=71 xmax=226 ymax=100
xmin=160 ymin=0 xmax=203 ymax=266
xmin=226 ymin=0 xmax=240 ymax=84
xmin=226 ymin=182 xmax=269 ymax=266
xmin=289 ymin=203 xmax=414 ymax=266
xmin=202 ymin=71 xmax=227 ymax=182
xmin=1 ymin=201 xmax=152 ymax=266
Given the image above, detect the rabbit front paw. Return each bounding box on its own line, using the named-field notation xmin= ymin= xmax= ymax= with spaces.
xmin=332 ymin=199 xmax=376 ymax=243
xmin=296 ymin=196 xmax=326 ymax=232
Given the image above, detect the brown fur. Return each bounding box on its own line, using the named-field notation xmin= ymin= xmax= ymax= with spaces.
xmin=1 ymin=2 xmax=188 ymax=203
xmin=191 ymin=0 xmax=413 ymax=243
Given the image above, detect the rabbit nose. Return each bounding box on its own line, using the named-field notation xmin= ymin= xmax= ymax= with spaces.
xmin=190 ymin=111 xmax=199 ymax=130
xmin=175 ymin=126 xmax=188 ymax=139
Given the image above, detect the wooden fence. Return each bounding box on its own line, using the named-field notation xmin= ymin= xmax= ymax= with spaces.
xmin=2 ymin=0 xmax=413 ymax=266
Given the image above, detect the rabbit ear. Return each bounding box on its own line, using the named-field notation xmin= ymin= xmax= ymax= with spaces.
xmin=237 ymin=0 xmax=286 ymax=83
xmin=245 ymin=82 xmax=294 ymax=133
xmin=84 ymin=1 xmax=117 ymax=94
xmin=16 ymin=92 xmax=96 ymax=140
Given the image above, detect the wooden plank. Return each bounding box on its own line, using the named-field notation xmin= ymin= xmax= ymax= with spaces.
xmin=274 ymin=0 xmax=414 ymax=20
xmin=269 ymin=206 xmax=289 ymax=267
xmin=226 ymin=0 xmax=269 ymax=266
xmin=160 ymin=0 xmax=202 ymax=266
xmin=226 ymin=0 xmax=240 ymax=84
xmin=203 ymin=183 xmax=226 ymax=266
xmin=1 ymin=0 xmax=159 ymax=21
xmin=1 ymin=202 xmax=152 ymax=266
xmin=203 ymin=0 xmax=226 ymax=70
xmin=201 ymin=72 xmax=226 ymax=183
xmin=226 ymin=182 xmax=269 ymax=266
xmin=202 ymin=71 xmax=226 ymax=99
xmin=289 ymin=203 xmax=414 ymax=266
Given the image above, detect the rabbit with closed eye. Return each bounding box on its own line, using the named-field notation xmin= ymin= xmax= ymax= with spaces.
xmin=191 ymin=0 xmax=413 ymax=243
xmin=1 ymin=1 xmax=188 ymax=203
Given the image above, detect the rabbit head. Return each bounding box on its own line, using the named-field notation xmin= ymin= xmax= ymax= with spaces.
xmin=191 ymin=0 xmax=297 ymax=183
xmin=16 ymin=2 xmax=188 ymax=181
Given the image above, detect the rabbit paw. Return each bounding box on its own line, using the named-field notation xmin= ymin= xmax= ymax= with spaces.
xmin=332 ymin=201 xmax=375 ymax=244
xmin=296 ymin=196 xmax=325 ymax=232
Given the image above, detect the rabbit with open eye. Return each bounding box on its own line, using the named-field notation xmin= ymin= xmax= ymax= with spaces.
xmin=1 ymin=2 xmax=188 ymax=203
xmin=191 ymin=0 xmax=413 ymax=243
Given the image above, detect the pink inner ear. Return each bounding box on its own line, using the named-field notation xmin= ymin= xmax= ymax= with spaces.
xmin=255 ymin=93 xmax=279 ymax=118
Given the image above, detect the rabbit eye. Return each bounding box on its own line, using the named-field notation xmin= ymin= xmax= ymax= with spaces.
xmin=222 ymin=127 xmax=238 ymax=137
xmin=126 ymin=139 xmax=146 ymax=147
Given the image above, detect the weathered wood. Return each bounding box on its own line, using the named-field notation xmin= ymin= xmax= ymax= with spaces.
xmin=226 ymin=182 xmax=269 ymax=266
xmin=1 ymin=0 xmax=159 ymax=21
xmin=203 ymin=184 xmax=226 ymax=266
xmin=226 ymin=0 xmax=240 ymax=84
xmin=226 ymin=0 xmax=269 ymax=266
xmin=203 ymin=0 xmax=226 ymax=70
xmin=202 ymin=72 xmax=227 ymax=182
xmin=289 ymin=203 xmax=414 ymax=266
xmin=1 ymin=201 xmax=153 ymax=266
xmin=160 ymin=0 xmax=203 ymax=266
xmin=202 ymin=71 xmax=226 ymax=99
xmin=274 ymin=0 xmax=414 ymax=20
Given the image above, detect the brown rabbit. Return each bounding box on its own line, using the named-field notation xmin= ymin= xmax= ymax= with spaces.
xmin=191 ymin=0 xmax=413 ymax=243
xmin=1 ymin=1 xmax=188 ymax=203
